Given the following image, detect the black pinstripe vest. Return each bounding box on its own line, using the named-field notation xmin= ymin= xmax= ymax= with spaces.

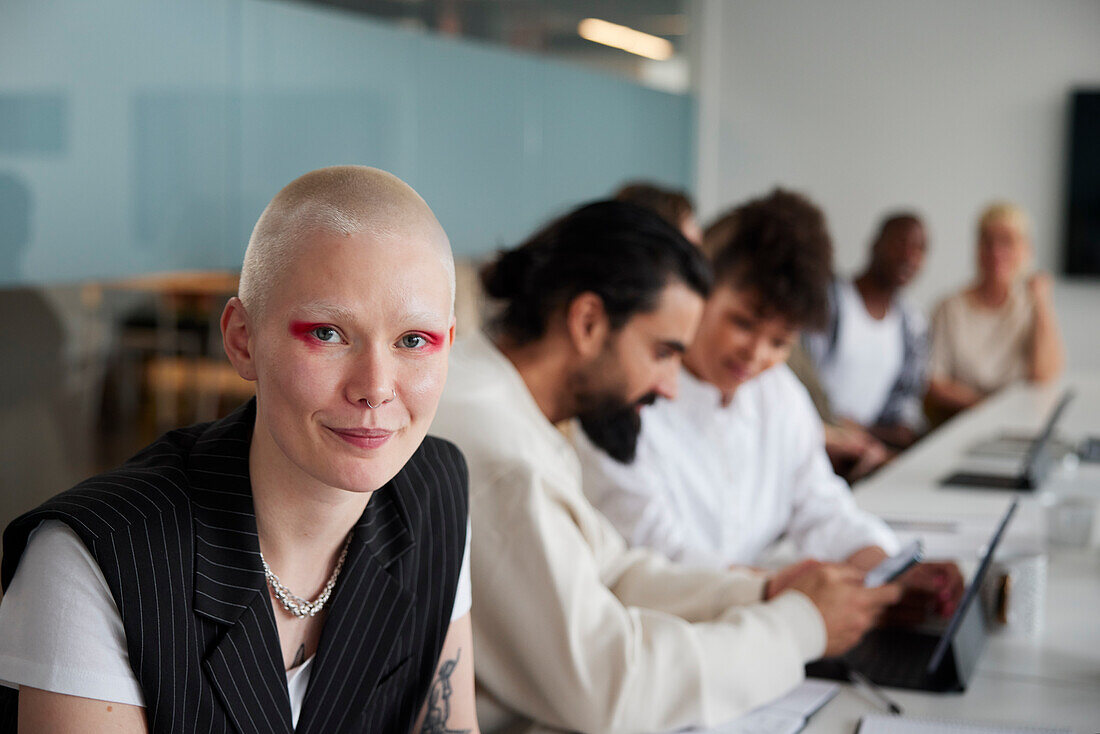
xmin=0 ymin=399 xmax=468 ymax=734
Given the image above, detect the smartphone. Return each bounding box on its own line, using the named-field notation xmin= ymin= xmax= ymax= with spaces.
xmin=864 ymin=539 xmax=923 ymax=587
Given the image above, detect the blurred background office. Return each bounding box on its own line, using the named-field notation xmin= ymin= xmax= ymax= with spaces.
xmin=1 ymin=0 xmax=1098 ymax=532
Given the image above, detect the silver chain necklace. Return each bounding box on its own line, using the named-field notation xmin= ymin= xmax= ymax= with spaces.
xmin=261 ymin=533 xmax=352 ymax=619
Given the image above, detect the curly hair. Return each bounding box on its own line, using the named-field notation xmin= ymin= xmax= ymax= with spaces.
xmin=704 ymin=189 xmax=833 ymax=330
xmin=481 ymin=200 xmax=712 ymax=344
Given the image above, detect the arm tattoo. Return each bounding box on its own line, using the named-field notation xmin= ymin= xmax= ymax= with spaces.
xmin=420 ymin=647 xmax=470 ymax=734
xmin=291 ymin=644 xmax=305 ymax=668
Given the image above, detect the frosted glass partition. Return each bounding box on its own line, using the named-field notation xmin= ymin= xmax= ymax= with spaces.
xmin=0 ymin=0 xmax=694 ymax=286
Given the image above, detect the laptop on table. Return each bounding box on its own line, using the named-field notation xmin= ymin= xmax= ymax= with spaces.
xmin=940 ymin=390 xmax=1074 ymax=491
xmin=806 ymin=499 xmax=1019 ymax=693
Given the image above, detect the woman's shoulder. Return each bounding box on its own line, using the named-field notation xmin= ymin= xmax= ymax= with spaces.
xmin=931 ymin=288 xmax=977 ymax=329
xmin=17 ymin=434 xmax=194 ymax=530
xmin=377 ymin=438 xmax=470 ymax=577
xmin=1 ymin=413 xmax=242 ymax=590
xmin=412 ymin=435 xmax=469 ymax=483
xmin=934 ymin=288 xmax=970 ymax=313
xmin=395 ymin=436 xmax=471 ymax=514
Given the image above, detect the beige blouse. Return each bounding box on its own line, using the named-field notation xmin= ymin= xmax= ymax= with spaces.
xmin=929 ymin=285 xmax=1035 ymax=395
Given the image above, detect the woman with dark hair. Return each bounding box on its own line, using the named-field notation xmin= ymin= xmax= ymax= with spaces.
xmin=577 ymin=189 xmax=963 ymax=617
xmin=613 ymin=181 xmax=703 ymax=246
xmin=0 ymin=167 xmax=478 ymax=734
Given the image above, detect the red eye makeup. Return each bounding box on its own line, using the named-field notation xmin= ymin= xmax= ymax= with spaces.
xmin=403 ymin=331 xmax=446 ymax=353
xmin=289 ymin=321 xmax=340 ymax=346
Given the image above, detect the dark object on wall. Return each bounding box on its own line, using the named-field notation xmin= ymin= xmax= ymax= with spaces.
xmin=1064 ymin=90 xmax=1100 ymax=276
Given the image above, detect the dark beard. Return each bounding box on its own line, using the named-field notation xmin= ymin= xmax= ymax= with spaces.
xmin=577 ymin=393 xmax=657 ymax=464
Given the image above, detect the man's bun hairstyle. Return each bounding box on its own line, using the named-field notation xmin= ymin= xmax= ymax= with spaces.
xmin=482 ymin=200 xmax=711 ymax=344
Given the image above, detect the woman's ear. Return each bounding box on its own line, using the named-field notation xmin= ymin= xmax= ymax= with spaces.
xmin=221 ymin=297 xmax=258 ymax=381
xmin=565 ymin=291 xmax=610 ymax=360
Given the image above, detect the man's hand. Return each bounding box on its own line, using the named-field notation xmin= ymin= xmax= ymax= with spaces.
xmin=848 ymin=547 xmax=966 ymax=625
xmin=897 ymin=561 xmax=966 ymax=619
xmin=847 ymin=439 xmax=892 ymax=482
xmin=763 ymin=559 xmax=822 ymax=600
xmin=824 ymin=423 xmax=892 ymax=482
xmin=787 ymin=564 xmax=902 ymax=657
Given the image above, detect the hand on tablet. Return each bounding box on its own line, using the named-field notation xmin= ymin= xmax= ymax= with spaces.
xmin=900 ymin=561 xmax=965 ymax=618
xmin=878 ymin=561 xmax=966 ymax=626
xmin=785 ymin=563 xmax=902 ymax=656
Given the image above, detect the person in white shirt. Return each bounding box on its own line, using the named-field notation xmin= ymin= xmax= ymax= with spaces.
xmin=0 ymin=167 xmax=478 ymax=733
xmin=805 ymin=213 xmax=930 ymax=454
xmin=578 ymin=189 xmax=963 ymax=617
xmin=431 ymin=200 xmax=902 ymax=734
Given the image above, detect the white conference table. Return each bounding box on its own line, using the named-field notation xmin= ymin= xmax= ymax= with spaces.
xmin=804 ymin=374 xmax=1100 ymax=733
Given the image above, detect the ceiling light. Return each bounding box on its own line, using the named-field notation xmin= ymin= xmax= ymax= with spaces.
xmin=577 ymin=18 xmax=674 ymax=61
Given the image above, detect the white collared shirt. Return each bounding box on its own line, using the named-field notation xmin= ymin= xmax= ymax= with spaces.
xmin=576 ymin=364 xmax=899 ymax=569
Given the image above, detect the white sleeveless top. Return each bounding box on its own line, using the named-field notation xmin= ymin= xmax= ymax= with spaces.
xmin=815 ymin=280 xmax=904 ymax=424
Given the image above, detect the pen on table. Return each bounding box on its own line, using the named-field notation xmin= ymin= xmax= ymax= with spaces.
xmin=848 ymin=668 xmax=903 ymax=715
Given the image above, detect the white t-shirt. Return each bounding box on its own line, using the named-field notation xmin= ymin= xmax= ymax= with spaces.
xmin=576 ymin=365 xmax=900 ymax=568
xmin=814 ymin=280 xmax=905 ymax=425
xmin=0 ymin=518 xmax=472 ymax=729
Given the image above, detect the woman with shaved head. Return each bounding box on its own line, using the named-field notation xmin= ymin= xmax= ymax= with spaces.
xmin=0 ymin=167 xmax=479 ymax=733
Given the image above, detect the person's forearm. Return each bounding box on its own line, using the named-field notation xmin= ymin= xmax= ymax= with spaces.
xmin=1029 ymin=300 xmax=1065 ymax=382
xmin=473 ymin=493 xmax=805 ymax=733
xmin=612 ymin=550 xmax=766 ymax=620
xmin=868 ymin=423 xmax=916 ymax=450
xmin=927 ymin=377 xmax=981 ymax=413
xmin=475 ymin=571 xmax=819 ymax=733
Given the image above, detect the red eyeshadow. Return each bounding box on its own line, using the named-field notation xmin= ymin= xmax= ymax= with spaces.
xmin=413 ymin=331 xmax=446 ymax=353
xmin=289 ymin=321 xmax=326 ymax=344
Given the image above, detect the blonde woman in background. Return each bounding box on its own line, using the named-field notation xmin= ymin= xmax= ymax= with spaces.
xmin=926 ymin=202 xmax=1064 ymax=420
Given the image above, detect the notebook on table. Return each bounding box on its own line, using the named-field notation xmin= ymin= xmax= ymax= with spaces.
xmin=687 ymin=680 xmax=839 ymax=734
xmin=858 ymin=713 xmax=1071 ymax=733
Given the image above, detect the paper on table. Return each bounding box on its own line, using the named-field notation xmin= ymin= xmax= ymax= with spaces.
xmin=764 ymin=680 xmax=840 ymax=717
xmin=692 ymin=709 xmax=803 ymax=734
xmin=684 ymin=680 xmax=839 ymax=734
xmin=858 ymin=713 xmax=1072 ymax=734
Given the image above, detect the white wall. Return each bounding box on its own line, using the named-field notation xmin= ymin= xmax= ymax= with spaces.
xmin=696 ymin=0 xmax=1100 ymax=366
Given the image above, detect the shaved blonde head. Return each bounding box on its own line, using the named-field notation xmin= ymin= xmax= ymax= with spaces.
xmin=978 ymin=201 xmax=1031 ymax=241
xmin=239 ymin=165 xmax=454 ymax=318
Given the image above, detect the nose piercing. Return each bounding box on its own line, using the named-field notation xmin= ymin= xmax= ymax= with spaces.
xmin=366 ymin=389 xmax=396 ymax=410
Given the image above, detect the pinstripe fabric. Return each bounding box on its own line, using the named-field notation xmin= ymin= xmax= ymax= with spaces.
xmin=0 ymin=399 xmax=468 ymax=734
